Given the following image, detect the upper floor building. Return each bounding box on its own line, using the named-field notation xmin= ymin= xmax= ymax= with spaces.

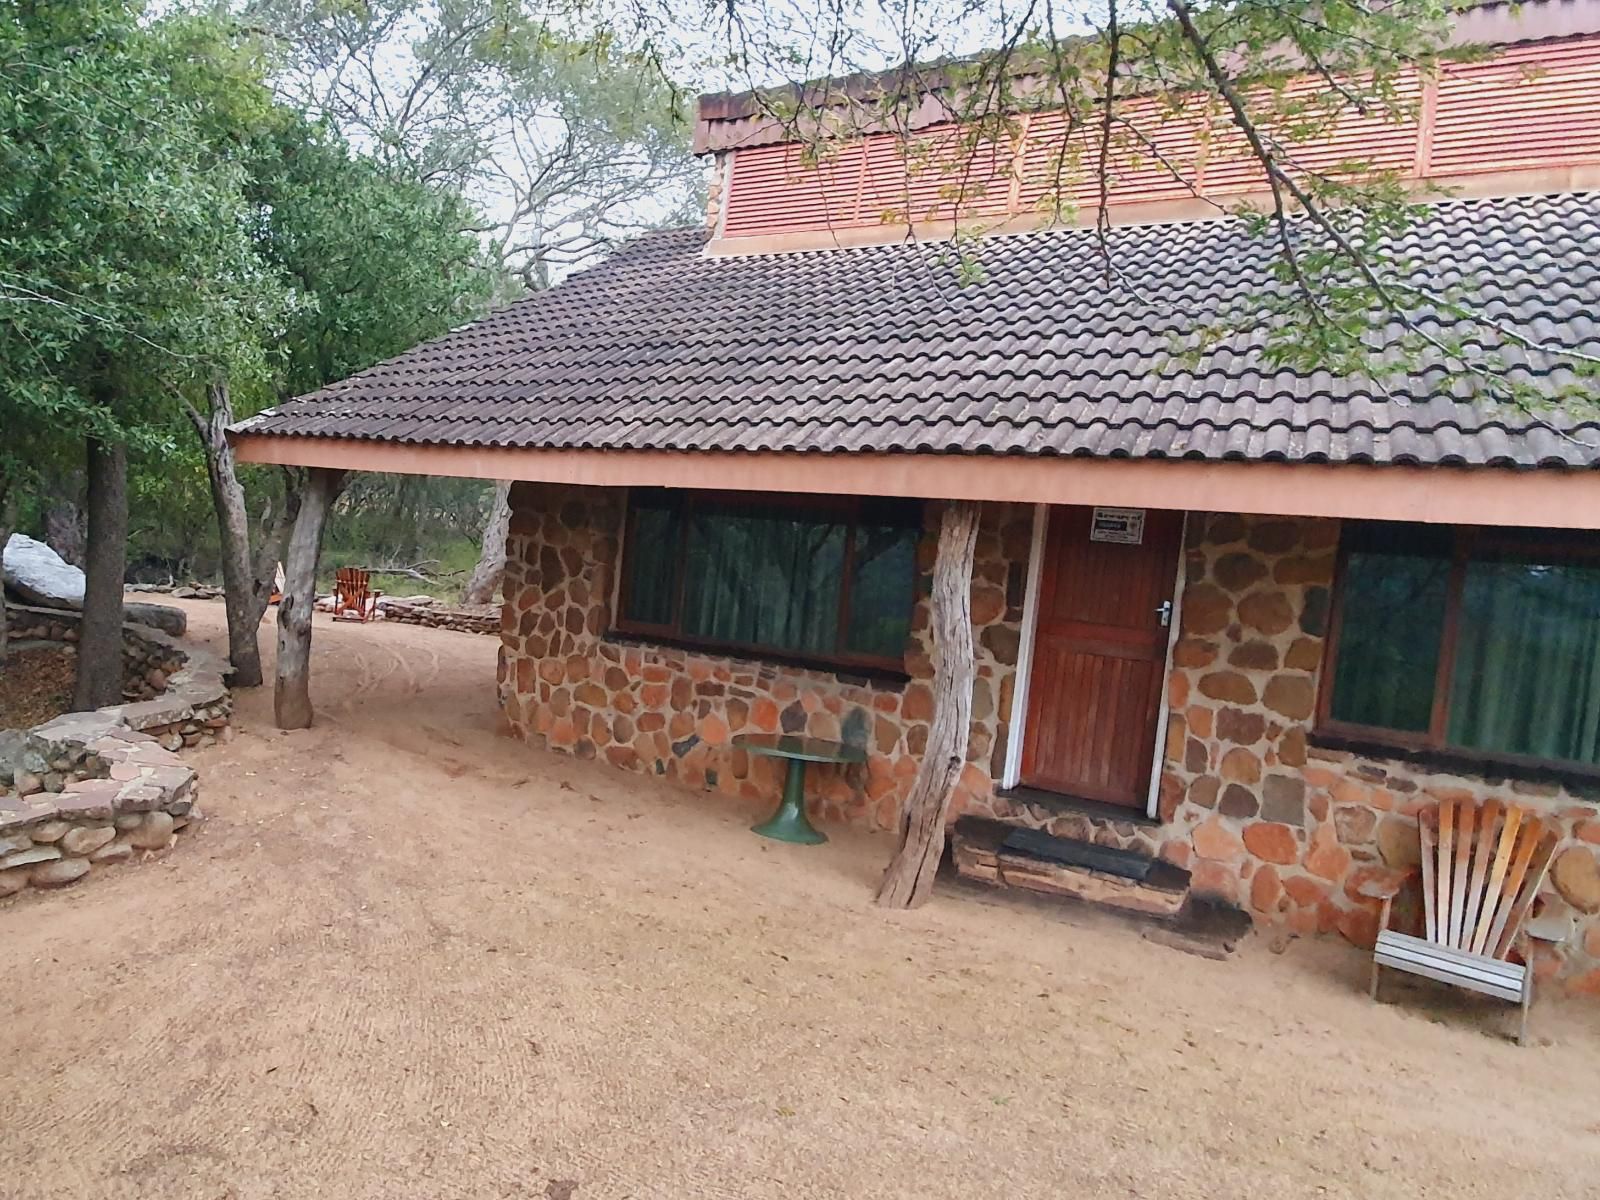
xmin=694 ymin=0 xmax=1600 ymax=250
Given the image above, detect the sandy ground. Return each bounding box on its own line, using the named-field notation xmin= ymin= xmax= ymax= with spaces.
xmin=4 ymin=599 xmax=1600 ymax=1200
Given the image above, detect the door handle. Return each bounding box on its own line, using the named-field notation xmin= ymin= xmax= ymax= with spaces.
xmin=1156 ymin=600 xmax=1173 ymax=628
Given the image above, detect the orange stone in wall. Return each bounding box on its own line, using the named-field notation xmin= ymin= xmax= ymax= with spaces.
xmin=1192 ymin=816 xmax=1245 ymax=862
xmin=1304 ymin=824 xmax=1353 ymax=882
xmin=1242 ymin=822 xmax=1300 ymax=866
xmin=1250 ymin=864 xmax=1283 ymax=913
xmin=1190 ymin=859 xmax=1239 ymax=904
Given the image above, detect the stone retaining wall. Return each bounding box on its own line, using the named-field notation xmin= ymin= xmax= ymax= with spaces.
xmin=0 ymin=605 xmax=229 ymax=897
xmin=10 ymin=605 xmax=181 ymax=704
xmin=4 ymin=604 xmax=231 ymax=753
xmin=498 ymin=484 xmax=1031 ymax=829
xmin=381 ymin=601 xmax=499 ymax=636
xmin=0 ymin=715 xmax=199 ymax=895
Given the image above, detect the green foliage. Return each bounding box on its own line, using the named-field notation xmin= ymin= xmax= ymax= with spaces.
xmin=0 ymin=0 xmax=285 ymax=486
xmin=241 ymin=116 xmax=497 ymax=405
xmin=0 ymin=0 xmax=505 ymax=578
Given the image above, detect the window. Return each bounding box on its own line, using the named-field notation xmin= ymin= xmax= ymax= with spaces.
xmin=1321 ymin=522 xmax=1600 ymax=770
xmin=616 ymin=489 xmax=923 ymax=671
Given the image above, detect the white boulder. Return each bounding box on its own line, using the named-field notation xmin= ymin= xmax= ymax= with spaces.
xmin=4 ymin=533 xmax=186 ymax=634
xmin=3 ymin=533 xmax=85 ymax=607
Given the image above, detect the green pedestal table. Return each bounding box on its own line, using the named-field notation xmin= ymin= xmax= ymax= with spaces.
xmin=734 ymin=733 xmax=866 ymax=845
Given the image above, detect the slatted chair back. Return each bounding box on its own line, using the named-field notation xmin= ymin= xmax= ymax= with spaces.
xmin=334 ymin=567 xmax=373 ymax=622
xmin=1419 ymin=798 xmax=1557 ymax=962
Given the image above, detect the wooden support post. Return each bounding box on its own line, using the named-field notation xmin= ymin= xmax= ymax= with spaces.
xmin=274 ymin=467 xmax=344 ymax=730
xmin=876 ymin=499 xmax=980 ymax=909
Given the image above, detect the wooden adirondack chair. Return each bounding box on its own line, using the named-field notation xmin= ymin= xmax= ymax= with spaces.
xmin=332 ymin=567 xmax=380 ymax=623
xmin=1370 ymin=797 xmax=1558 ymax=1044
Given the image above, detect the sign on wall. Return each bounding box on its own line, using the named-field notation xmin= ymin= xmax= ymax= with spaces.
xmin=1089 ymin=507 xmax=1147 ymax=545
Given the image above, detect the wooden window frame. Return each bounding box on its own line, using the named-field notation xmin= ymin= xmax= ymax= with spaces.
xmin=1315 ymin=523 xmax=1600 ymax=776
xmin=613 ymin=488 xmax=922 ymax=674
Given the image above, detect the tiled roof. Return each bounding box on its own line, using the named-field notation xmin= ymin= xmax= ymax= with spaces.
xmin=238 ymin=191 xmax=1600 ymax=469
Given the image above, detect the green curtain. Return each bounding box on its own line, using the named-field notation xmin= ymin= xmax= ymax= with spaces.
xmin=1329 ymin=548 xmax=1450 ymax=733
xmin=845 ymin=522 xmax=919 ymax=658
xmin=622 ymin=502 xmax=682 ymax=626
xmin=1449 ymin=559 xmax=1600 ymax=765
xmin=681 ymin=508 xmax=846 ymax=655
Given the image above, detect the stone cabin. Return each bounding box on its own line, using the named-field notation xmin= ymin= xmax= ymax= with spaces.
xmin=234 ymin=0 xmax=1600 ymax=992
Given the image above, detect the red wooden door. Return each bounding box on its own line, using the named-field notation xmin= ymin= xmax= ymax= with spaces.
xmin=1020 ymin=506 xmax=1183 ymax=808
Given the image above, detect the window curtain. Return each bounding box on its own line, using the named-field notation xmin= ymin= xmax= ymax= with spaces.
xmin=1449 ymin=559 xmax=1600 ymax=765
xmin=623 ymin=502 xmax=682 ymax=626
xmin=1328 ymin=549 xmax=1450 ymax=733
xmin=681 ymin=507 xmax=846 ymax=655
xmin=844 ymin=522 xmax=919 ymax=658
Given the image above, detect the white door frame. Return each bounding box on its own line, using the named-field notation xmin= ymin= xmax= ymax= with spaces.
xmin=1001 ymin=505 xmax=1189 ymax=821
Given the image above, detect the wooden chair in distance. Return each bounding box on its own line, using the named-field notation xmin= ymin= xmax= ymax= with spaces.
xmin=1369 ymin=798 xmax=1557 ymax=1045
xmin=332 ymin=567 xmax=380 ymax=623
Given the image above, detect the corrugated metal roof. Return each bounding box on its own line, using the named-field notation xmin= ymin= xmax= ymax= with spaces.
xmin=236 ymin=192 xmax=1600 ymax=469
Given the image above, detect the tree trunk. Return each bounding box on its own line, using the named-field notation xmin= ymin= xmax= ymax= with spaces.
xmin=191 ymin=381 xmax=282 ymax=688
xmin=876 ymin=499 xmax=980 ymax=909
xmin=44 ymin=492 xmax=85 ymax=566
xmin=462 ymin=480 xmax=512 ymax=605
xmin=72 ymin=433 xmax=128 ymax=711
xmin=274 ymin=467 xmax=344 ymax=729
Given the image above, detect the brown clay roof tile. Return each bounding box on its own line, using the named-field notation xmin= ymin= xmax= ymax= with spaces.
xmin=235 ymin=191 xmax=1600 ymax=468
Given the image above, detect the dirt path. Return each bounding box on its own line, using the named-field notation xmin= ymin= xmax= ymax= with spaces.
xmin=4 ymin=600 xmax=1599 ymax=1199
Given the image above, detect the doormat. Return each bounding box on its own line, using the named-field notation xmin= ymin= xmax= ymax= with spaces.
xmin=1000 ymin=827 xmax=1154 ymax=882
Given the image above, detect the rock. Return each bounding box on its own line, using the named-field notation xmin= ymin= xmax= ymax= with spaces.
xmin=89 ymin=838 xmax=133 ymax=863
xmin=29 ymin=819 xmax=69 ymax=843
xmin=128 ymin=810 xmax=175 ymax=850
xmin=1243 ymin=821 xmax=1300 ymax=865
xmin=114 ymin=813 xmax=144 ymax=831
xmin=14 ymin=772 xmax=42 ymax=797
xmin=30 ymin=857 xmax=90 ymax=887
xmin=60 ymin=825 xmax=116 ymax=856
xmin=123 ymin=603 xmax=186 ymax=636
xmin=1345 ymin=864 xmax=1409 ymax=901
xmin=1237 ymin=590 xmax=1295 ymax=635
xmin=0 ymin=866 xmax=30 ymax=895
xmin=1525 ymin=895 xmax=1577 ymax=943
xmin=1262 ymin=675 xmax=1316 ymax=720
xmin=0 ymin=845 xmax=60 ymax=869
xmin=158 ymin=732 xmax=183 ymax=753
xmin=1551 ymin=846 xmax=1600 ymax=914
xmin=3 ymin=532 xmax=85 ymax=607
xmin=1198 ymin=671 xmax=1257 ymax=705
xmin=1333 ymin=805 xmax=1377 ymax=844
xmin=1376 ymin=816 xmax=1422 ymax=869
xmin=1304 ymin=824 xmax=1353 ymax=881
xmin=1192 ymin=816 xmax=1245 ymax=862
xmin=1260 ymin=774 xmax=1306 ymax=825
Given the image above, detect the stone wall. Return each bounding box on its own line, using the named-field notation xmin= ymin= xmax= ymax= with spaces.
xmin=976 ymin=512 xmax=1600 ymax=994
xmin=494 ymin=491 xmax=1600 ymax=992
xmin=10 ymin=605 xmax=181 ymax=704
xmin=4 ymin=604 xmax=232 ymax=753
xmin=0 ymin=715 xmax=200 ymax=896
xmin=497 ymin=484 xmax=1031 ymax=829
xmin=0 ymin=606 xmax=227 ymax=898
xmin=380 ymin=601 xmax=499 ymax=636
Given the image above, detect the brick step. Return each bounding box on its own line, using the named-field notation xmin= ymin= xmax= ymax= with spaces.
xmin=951 ymin=816 xmax=1191 ymax=920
